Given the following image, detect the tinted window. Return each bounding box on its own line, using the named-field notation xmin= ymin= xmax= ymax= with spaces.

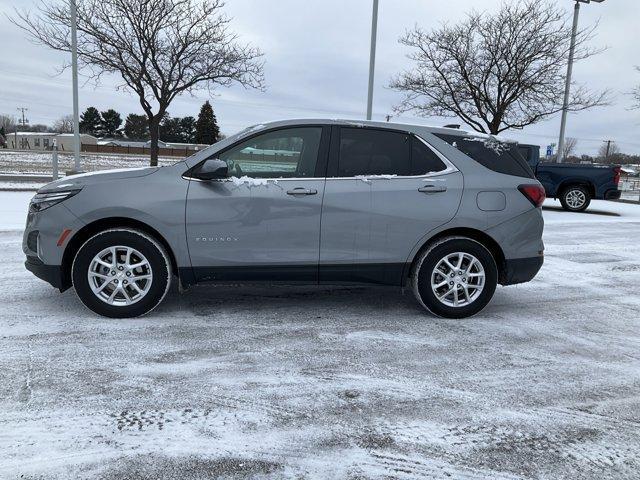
xmin=435 ymin=134 xmax=535 ymax=178
xmin=411 ymin=137 xmax=447 ymax=174
xmin=219 ymin=127 xmax=322 ymax=178
xmin=338 ymin=128 xmax=410 ymax=177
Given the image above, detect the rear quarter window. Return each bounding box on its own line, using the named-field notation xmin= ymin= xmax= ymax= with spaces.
xmin=411 ymin=136 xmax=447 ymax=175
xmin=434 ymin=133 xmax=535 ymax=179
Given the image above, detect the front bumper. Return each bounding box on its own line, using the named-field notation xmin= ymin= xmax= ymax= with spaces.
xmin=500 ymin=256 xmax=544 ymax=286
xmin=25 ymin=255 xmax=68 ymax=291
xmin=605 ymin=189 xmax=621 ymax=200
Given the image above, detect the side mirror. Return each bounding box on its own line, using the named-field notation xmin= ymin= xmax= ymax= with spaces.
xmin=196 ymin=158 xmax=228 ymax=180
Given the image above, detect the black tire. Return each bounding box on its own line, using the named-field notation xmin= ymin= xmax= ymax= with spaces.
xmin=412 ymin=237 xmax=498 ymax=319
xmin=72 ymin=229 xmax=171 ymax=318
xmin=559 ymin=185 xmax=591 ymax=212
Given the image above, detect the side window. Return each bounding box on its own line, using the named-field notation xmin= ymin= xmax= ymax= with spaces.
xmin=219 ymin=127 xmax=322 ymax=178
xmin=411 ymin=136 xmax=447 ymax=174
xmin=338 ymin=128 xmax=410 ymax=177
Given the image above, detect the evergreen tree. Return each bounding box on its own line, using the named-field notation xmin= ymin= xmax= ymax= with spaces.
xmin=179 ymin=116 xmax=197 ymax=143
xmin=195 ymin=101 xmax=220 ymax=144
xmin=79 ymin=107 xmax=101 ymax=135
xmin=160 ymin=115 xmax=198 ymax=143
xmin=159 ymin=115 xmax=182 ymax=143
xmin=124 ymin=114 xmax=149 ymax=140
xmin=100 ymin=109 xmax=122 ymax=137
xmin=0 ymin=126 xmax=6 ymax=137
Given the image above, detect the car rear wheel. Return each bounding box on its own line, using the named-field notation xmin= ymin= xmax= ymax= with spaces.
xmin=72 ymin=229 xmax=171 ymax=318
xmin=412 ymin=237 xmax=498 ymax=319
xmin=560 ymin=185 xmax=591 ymax=212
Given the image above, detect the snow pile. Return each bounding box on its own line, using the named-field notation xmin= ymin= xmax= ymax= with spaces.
xmin=464 ymin=136 xmax=511 ymax=155
xmin=229 ymin=176 xmax=276 ymax=187
xmin=354 ymin=174 xmax=398 ymax=184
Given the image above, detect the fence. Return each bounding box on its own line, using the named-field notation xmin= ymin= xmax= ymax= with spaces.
xmin=619 ymin=177 xmax=640 ymax=203
xmin=81 ymin=144 xmax=203 ymax=158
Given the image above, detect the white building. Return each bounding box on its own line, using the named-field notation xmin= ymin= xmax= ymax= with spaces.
xmin=7 ymin=132 xmax=98 ymax=151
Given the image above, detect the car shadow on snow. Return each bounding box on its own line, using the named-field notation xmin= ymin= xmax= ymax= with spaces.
xmin=542 ymin=205 xmax=621 ymax=217
xmin=34 ymin=277 xmax=516 ymax=322
xmin=169 ymin=284 xmax=421 ymax=317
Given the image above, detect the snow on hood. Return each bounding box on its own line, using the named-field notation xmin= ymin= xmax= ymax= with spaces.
xmin=38 ymin=167 xmax=159 ymax=192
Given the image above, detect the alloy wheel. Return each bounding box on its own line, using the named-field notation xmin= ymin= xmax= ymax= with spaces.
xmin=87 ymin=245 xmax=153 ymax=306
xmin=565 ymin=189 xmax=586 ymax=209
xmin=431 ymin=252 xmax=485 ymax=307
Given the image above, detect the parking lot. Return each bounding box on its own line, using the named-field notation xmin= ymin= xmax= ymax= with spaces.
xmin=1 ymin=195 xmax=639 ymax=479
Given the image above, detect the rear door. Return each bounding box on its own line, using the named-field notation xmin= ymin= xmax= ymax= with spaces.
xmin=319 ymin=126 xmax=463 ymax=285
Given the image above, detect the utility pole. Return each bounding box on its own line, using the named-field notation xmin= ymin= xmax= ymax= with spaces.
xmin=604 ymin=140 xmax=612 ymax=159
xmin=17 ymin=107 xmax=28 ymax=127
xmin=70 ymin=0 xmax=82 ymax=173
xmin=557 ymin=0 xmax=605 ymax=163
xmin=16 ymin=107 xmax=28 ymax=149
xmin=366 ymin=0 xmax=379 ymax=121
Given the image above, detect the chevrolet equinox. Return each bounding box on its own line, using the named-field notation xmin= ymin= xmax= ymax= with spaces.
xmin=23 ymin=120 xmax=545 ymax=318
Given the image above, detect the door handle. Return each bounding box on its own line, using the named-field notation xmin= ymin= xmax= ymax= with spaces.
xmin=286 ymin=187 xmax=318 ymax=196
xmin=418 ymin=185 xmax=447 ymax=194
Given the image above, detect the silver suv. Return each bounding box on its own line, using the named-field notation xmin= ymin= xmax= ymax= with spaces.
xmin=23 ymin=119 xmax=545 ymax=318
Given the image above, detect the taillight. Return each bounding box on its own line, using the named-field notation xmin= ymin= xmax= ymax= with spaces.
xmin=613 ymin=166 xmax=621 ymax=186
xmin=518 ymin=184 xmax=546 ymax=208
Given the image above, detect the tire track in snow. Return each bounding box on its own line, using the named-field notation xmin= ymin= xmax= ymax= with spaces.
xmin=358 ymin=451 xmax=522 ymax=480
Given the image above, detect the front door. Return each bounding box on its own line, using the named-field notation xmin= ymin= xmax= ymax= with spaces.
xmin=186 ymin=126 xmax=329 ymax=282
xmin=319 ymin=126 xmax=463 ymax=285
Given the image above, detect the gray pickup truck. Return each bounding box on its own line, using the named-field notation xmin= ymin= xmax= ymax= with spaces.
xmin=517 ymin=144 xmax=621 ymax=212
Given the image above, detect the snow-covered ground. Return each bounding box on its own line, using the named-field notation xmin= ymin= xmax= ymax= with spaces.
xmin=0 ymin=195 xmax=639 ymax=479
xmin=0 ymin=191 xmax=32 ymax=230
xmin=0 ymin=150 xmax=177 ymax=175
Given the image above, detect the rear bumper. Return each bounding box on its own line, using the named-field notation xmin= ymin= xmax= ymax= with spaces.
xmin=500 ymin=256 xmax=543 ymax=286
xmin=604 ymin=189 xmax=621 ymax=200
xmin=25 ymin=256 xmax=68 ymax=291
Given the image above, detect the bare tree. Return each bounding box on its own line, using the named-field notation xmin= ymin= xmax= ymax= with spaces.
xmin=391 ymin=1 xmax=608 ymax=135
xmin=12 ymin=0 xmax=263 ymax=166
xmin=52 ymin=114 xmax=74 ymax=133
xmin=562 ymin=137 xmax=578 ymax=159
xmin=598 ymin=141 xmax=620 ymax=162
xmin=0 ymin=114 xmax=17 ymax=133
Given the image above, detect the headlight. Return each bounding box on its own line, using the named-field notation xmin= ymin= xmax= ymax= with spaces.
xmin=30 ymin=189 xmax=81 ymax=212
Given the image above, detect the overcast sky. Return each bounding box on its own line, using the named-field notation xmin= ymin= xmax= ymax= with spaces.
xmin=1 ymin=0 xmax=639 ymax=155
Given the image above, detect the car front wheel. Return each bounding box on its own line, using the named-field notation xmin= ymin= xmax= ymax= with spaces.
xmin=412 ymin=237 xmax=498 ymax=319
xmin=72 ymin=229 xmax=171 ymax=318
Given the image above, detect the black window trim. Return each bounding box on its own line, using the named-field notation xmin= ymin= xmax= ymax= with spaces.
xmin=183 ymin=124 xmax=332 ymax=181
xmin=326 ymin=125 xmax=458 ymax=179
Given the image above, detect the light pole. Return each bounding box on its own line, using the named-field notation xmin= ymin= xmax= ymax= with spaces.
xmin=366 ymin=0 xmax=379 ymax=121
xmin=70 ymin=0 xmax=82 ymax=173
xmin=556 ymin=0 xmax=604 ymax=163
